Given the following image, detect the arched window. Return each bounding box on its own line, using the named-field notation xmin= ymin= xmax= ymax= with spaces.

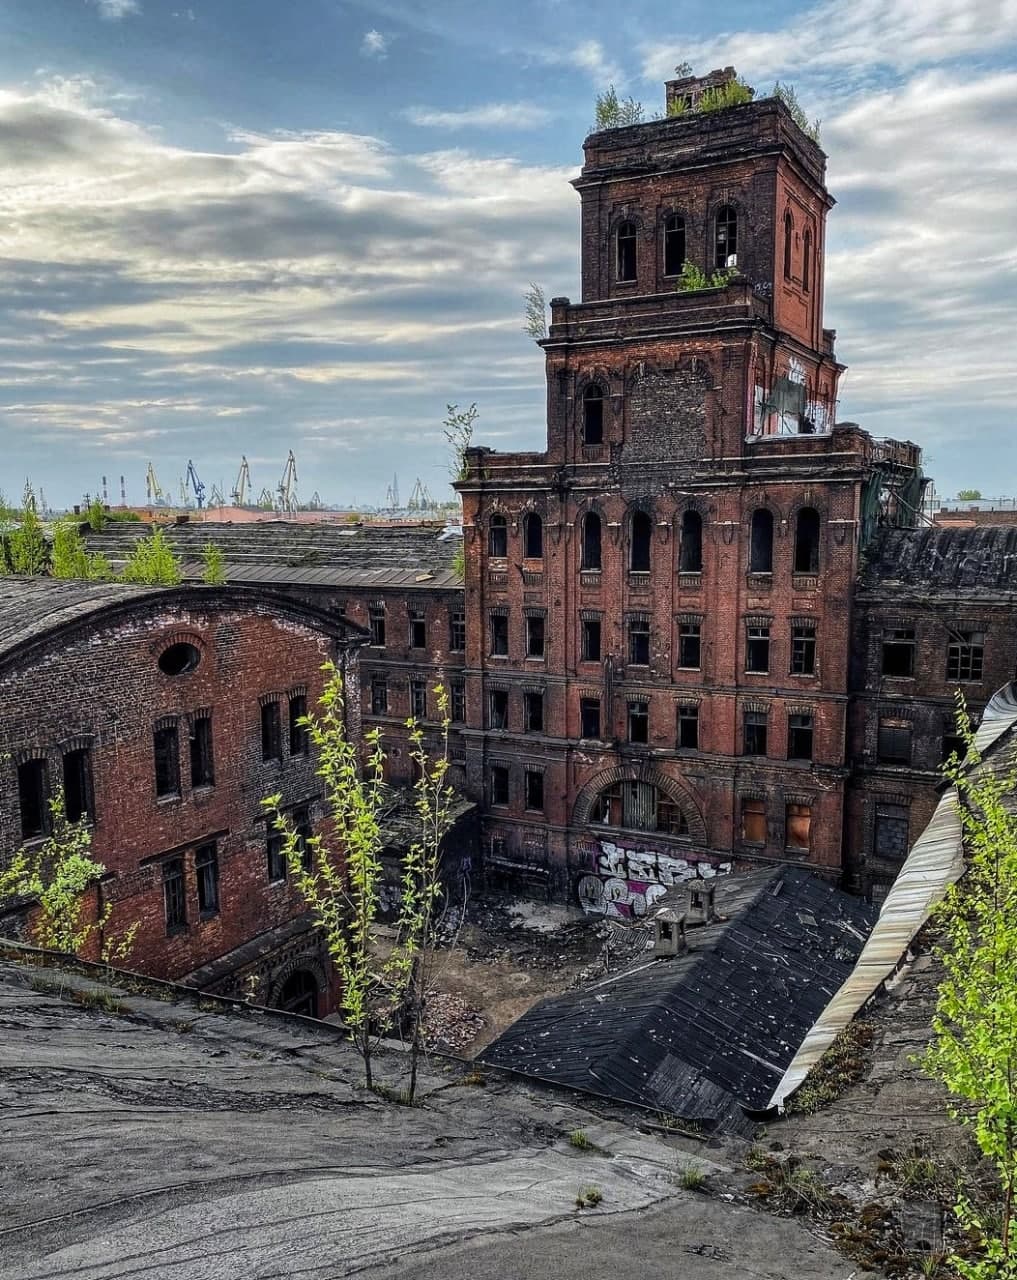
xmin=750 ymin=509 xmax=774 ymax=572
xmin=679 ymin=510 xmax=703 ymax=572
xmin=802 ymin=229 xmax=812 ymax=294
xmin=592 ymin=779 xmax=689 ymax=836
xmin=616 ymin=220 xmax=637 ymax=282
xmin=277 ymin=970 xmax=319 ymax=1018
xmin=582 ymin=384 xmax=604 ymax=444
xmin=582 ymin=512 xmax=602 ymax=570
xmin=663 ymin=213 xmax=686 ymax=277
xmin=523 ymin=511 xmax=543 ymax=559
xmin=488 ymin=513 xmax=507 ymax=558
xmin=715 ymin=205 xmax=738 ymax=269
xmin=794 ymin=507 xmax=821 ymax=573
xmin=630 ymin=510 xmax=652 ymax=572
xmin=783 ymin=211 xmax=794 ymax=279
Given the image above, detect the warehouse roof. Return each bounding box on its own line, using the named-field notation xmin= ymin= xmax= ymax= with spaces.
xmin=859 ymin=525 xmax=1017 ymax=596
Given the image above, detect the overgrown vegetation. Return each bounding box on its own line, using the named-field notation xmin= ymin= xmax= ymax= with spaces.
xmin=443 ymin=402 xmax=478 ymax=484
xmin=676 ymin=260 xmax=735 ymax=292
xmin=523 ymin=282 xmax=548 ymax=340
xmin=678 ymin=1162 xmax=707 ymax=1190
xmin=594 ymin=85 xmax=644 ymax=129
xmin=783 ymin=1020 xmax=876 ymax=1114
xmin=575 ymin=1185 xmax=603 ymax=1209
xmin=86 ymin=498 xmax=105 ymax=532
xmin=747 ymin=1153 xmax=841 ymax=1216
xmin=668 ymin=77 xmax=754 ymax=116
xmin=201 ymin=542 xmax=226 ymax=585
xmin=50 ymin=521 xmax=112 ymax=581
xmin=120 ymin=527 xmax=183 ymax=585
xmin=4 ymin=482 xmax=48 ymax=575
xmin=569 ymin=1128 xmax=591 ymax=1150
xmin=772 ymin=81 xmax=822 ymax=143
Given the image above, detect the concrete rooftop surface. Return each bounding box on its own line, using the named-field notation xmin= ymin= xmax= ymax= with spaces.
xmin=0 ymin=952 xmax=852 ymax=1280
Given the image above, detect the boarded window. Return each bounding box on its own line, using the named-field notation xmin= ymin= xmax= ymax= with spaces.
xmin=449 ymin=610 xmax=466 ymax=652
xmin=190 ymin=714 xmax=215 ymax=787
xmin=288 ymin=695 xmax=308 ymax=756
xmin=523 ymin=512 xmax=543 ymax=559
xmin=196 ymin=843 xmax=220 ymax=916
xmin=490 ymin=765 xmax=509 ymax=805
xmin=488 ymin=514 xmax=507 ymax=558
xmin=630 ymin=511 xmax=652 ymax=572
xmin=62 ymin=748 xmax=92 ymax=824
xmin=663 ymin=213 xmax=686 ymax=276
xmin=154 ymin=724 xmax=181 ymax=796
xmin=628 ymin=701 xmax=649 ymax=744
xmin=791 ymin=624 xmax=817 ymax=675
xmin=581 ymin=616 xmax=602 ymax=662
xmin=582 ymin=386 xmax=604 ymax=445
xmin=882 ymin=627 xmax=915 ymax=677
xmin=18 ymin=758 xmax=49 ymax=839
xmin=788 ymin=713 xmax=814 ymax=761
xmin=785 ymin=803 xmax=812 ymax=851
xmin=582 ymin=512 xmax=602 ymax=569
xmin=946 ymin=629 xmax=984 ymax=682
xmin=616 ymin=220 xmax=637 ymax=281
xmin=794 ymin=508 xmax=821 ymax=573
xmin=877 ymin=717 xmax=912 ymax=764
xmin=678 ymin=621 xmax=701 ymax=669
xmin=580 ymin=697 xmax=601 ymax=740
xmin=744 ymin=709 xmax=768 ymax=756
xmin=260 ymin=703 xmax=282 ymax=762
xmin=746 ymin=625 xmax=770 ymax=672
xmin=628 ymin=617 xmax=650 ymax=665
xmin=679 ymin=510 xmax=703 ymax=572
xmin=741 ymin=797 xmax=766 ymax=843
xmin=525 ymin=690 xmax=544 ymax=733
xmin=163 ymin=857 xmax=186 ymax=931
xmin=873 ymin=804 xmax=909 ymax=862
xmin=593 ymin=780 xmax=688 ymax=835
xmin=750 ymin=509 xmax=774 ymax=572
xmin=677 ymin=703 xmax=699 ymax=749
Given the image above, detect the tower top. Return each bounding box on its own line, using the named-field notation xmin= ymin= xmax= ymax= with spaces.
xmin=664 ymin=66 xmax=746 ymax=115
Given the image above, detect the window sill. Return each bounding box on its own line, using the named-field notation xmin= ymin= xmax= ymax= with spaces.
xmin=744 ymin=669 xmax=770 ymax=677
xmin=166 ymin=924 xmax=188 ymax=937
xmin=199 ymin=909 xmax=220 ymax=922
xmin=156 ymin=793 xmax=182 ymax=805
xmin=676 ymin=666 xmax=702 ymax=673
xmin=489 ymin=652 xmax=509 ymax=660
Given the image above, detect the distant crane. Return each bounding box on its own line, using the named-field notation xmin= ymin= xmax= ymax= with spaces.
xmin=146 ymin=463 xmax=164 ymax=505
xmin=186 ymin=460 xmax=206 ymax=509
xmin=209 ymin=483 xmax=226 ymax=507
xmin=231 ymin=455 xmax=252 ymax=507
xmin=307 ymin=490 xmax=324 ymax=510
xmin=407 ymin=477 xmax=436 ymax=512
xmin=277 ymin=451 xmax=298 ymax=514
xmin=385 ymin=473 xmax=400 ymax=508
xmin=257 ymin=487 xmax=275 ymax=510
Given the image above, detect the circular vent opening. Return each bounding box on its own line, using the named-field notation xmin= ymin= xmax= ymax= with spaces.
xmin=158 ymin=642 xmax=201 ymax=676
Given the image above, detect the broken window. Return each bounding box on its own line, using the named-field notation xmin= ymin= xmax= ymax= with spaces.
xmin=802 ymin=229 xmax=812 ymax=294
xmin=783 ymin=210 xmax=794 ymax=279
xmin=663 ymin=213 xmax=686 ymax=276
xmin=580 ymin=697 xmax=601 ymax=740
xmin=158 ymin=641 xmax=201 ymax=676
xmin=749 ymin=509 xmax=774 ymax=572
xmin=785 ymin=803 xmax=812 ymax=852
xmin=489 ymin=689 xmax=509 ymax=730
xmin=163 ymin=857 xmax=186 ymax=932
xmin=873 ymin=803 xmax=909 ymax=862
xmin=593 ymin=780 xmax=688 ymax=835
xmin=791 ymin=624 xmax=817 ymax=675
xmin=793 ymin=507 xmax=821 ymax=573
xmin=408 ymin=609 xmax=427 ymax=649
xmin=523 ymin=512 xmax=543 ymax=559
xmin=489 ymin=612 xmax=509 ymax=656
xmin=288 ymin=695 xmax=308 ymax=756
xmin=190 ymin=713 xmax=215 ymax=788
xmin=946 ymin=629 xmax=984 ymax=682
xmin=488 ymin=513 xmax=508 ymax=558
xmin=877 ymin=717 xmax=912 ymax=765
xmin=677 ymin=703 xmax=699 ymax=750
xmin=788 ymin=712 xmax=814 ymax=761
xmin=369 ymin=606 xmax=386 ymax=647
xmin=524 ymin=690 xmax=544 ymax=733
xmin=18 ymin=758 xmax=49 ymax=839
xmin=581 ymin=616 xmax=602 ymax=662
xmin=371 ymin=676 xmax=388 ymax=715
xmin=260 ymin=702 xmax=282 ymax=763
xmin=581 ymin=512 xmax=602 ymax=569
xmin=582 ymin=385 xmax=604 ymax=445
xmin=524 ymin=770 xmax=544 ymax=812
xmin=266 ymin=830 xmax=287 ymax=883
xmin=882 ymin=627 xmax=916 ymax=677
xmin=743 ymin=708 xmax=768 ymax=756
xmin=451 ymin=678 xmax=466 ymax=723
xmin=490 ymin=764 xmax=509 ymax=806
xmin=154 ymin=724 xmax=181 ymax=797
xmin=715 ymin=204 xmax=737 ymax=268
xmin=62 ymin=748 xmax=93 ymax=824
xmin=449 ymin=609 xmax=466 ymax=652
xmin=679 ymin=510 xmax=703 ymax=572
xmin=410 ymin=679 xmax=427 ymax=720
xmin=196 ymin=843 xmax=220 ymax=916
xmin=290 ymin=808 xmax=313 ymax=872
xmin=630 ymin=510 xmax=652 ymax=572
xmin=628 ymin=701 xmax=649 ymax=744
xmin=616 ymin=220 xmax=637 ymax=281
xmin=941 ymin=731 xmax=965 ymax=764
xmin=628 ymin=617 xmax=650 ymax=666
xmin=678 ymin=621 xmax=701 ymax=670
xmin=525 ymin=614 xmax=546 ymax=658
xmin=741 ymin=797 xmax=767 ymax=843
xmin=746 ymin=625 xmax=770 ymax=673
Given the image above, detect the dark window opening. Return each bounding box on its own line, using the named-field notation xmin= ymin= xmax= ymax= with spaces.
xmin=741 ymin=797 xmax=767 ymax=843
xmin=163 ymin=857 xmax=186 ymax=932
xmin=371 ymin=676 xmax=388 ymax=715
xmin=744 ymin=709 xmax=768 ymax=756
xmin=409 ymin=609 xmax=427 ymax=649
xmin=524 ymin=690 xmax=544 ymax=733
xmin=294 ymin=808 xmax=313 ymax=872
xmin=62 ymin=749 xmax=92 ymax=824
xmin=783 ymin=210 xmax=794 ymax=279
xmin=582 ymin=512 xmax=602 ymax=569
xmin=942 ymin=732 xmax=965 ymax=764
xmin=190 ymin=715 xmax=215 ymax=788
xmin=791 ymin=625 xmax=817 ymax=675
xmin=582 ymin=385 xmax=604 ymax=445
xmin=677 ymin=704 xmax=699 ymax=750
xmin=750 ymin=509 xmax=774 ymax=573
xmin=630 ymin=511 xmax=652 ymax=572
xmin=260 ymin=702 xmax=282 ymax=762
xmin=785 ymin=803 xmax=812 ymax=852
xmin=715 ymin=205 xmax=737 ymax=269
xmin=581 ymin=617 xmax=602 ymax=662
xmin=490 ymin=764 xmax=509 ymax=805
xmin=946 ymin=629 xmax=984 ymax=682
xmin=288 ymin=696 xmax=308 ymax=756
xmin=369 ymin=606 xmax=386 ymax=647
xmin=874 ymin=804 xmax=909 ymax=862
xmin=490 ymin=612 xmax=509 ymax=656
xmin=663 ymin=213 xmax=686 ymax=276
xmin=678 ymin=622 xmax=701 ymax=670
xmin=628 ymin=617 xmax=650 ymax=666
xmin=628 ymin=701 xmax=649 ymax=744
xmin=794 ymin=508 xmax=821 ymax=573
xmin=580 ymin=697 xmax=601 ymax=740
xmin=524 ymin=513 xmax=543 ymax=559
xmin=488 ymin=514 xmax=508 ymax=558
xmin=278 ymin=970 xmax=319 ymax=1018
xmin=451 ymin=679 xmax=466 ymax=723
xmin=449 ymin=610 xmax=466 ymax=652
xmin=410 ymin=679 xmax=427 ymax=721
xmin=524 ymin=771 xmax=544 ymax=812
xmin=878 ymin=717 xmax=912 ymax=765
xmin=526 ymin=614 xmax=546 ymax=658
xmin=802 ymin=229 xmax=812 ymax=294
xmin=154 ymin=724 xmax=181 ymax=797
xmin=882 ymin=628 xmax=916 ymax=677
xmin=267 ymin=831 xmax=287 ymax=883
xmin=746 ymin=625 xmax=770 ymax=673
xmin=679 ymin=510 xmax=703 ymax=572
xmin=18 ymin=758 xmax=49 ymax=839
xmin=489 ymin=689 xmax=509 ymax=730
xmin=616 ymin=220 xmax=637 ymax=281
xmin=196 ymin=842 xmax=220 ymax=916
xmin=593 ymin=780 xmax=688 ymax=835
xmin=158 ymin=642 xmax=201 ymax=676
xmin=788 ymin=712 xmax=814 ymax=761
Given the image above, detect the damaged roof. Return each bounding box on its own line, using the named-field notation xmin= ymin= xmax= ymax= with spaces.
xmin=481 ymin=867 xmax=875 ymax=1132
xmin=859 ymin=525 xmax=1017 ymax=596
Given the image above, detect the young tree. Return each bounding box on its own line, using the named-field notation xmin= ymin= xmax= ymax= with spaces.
xmin=5 ymin=482 xmax=48 ymax=576
xmin=595 ymin=85 xmax=644 ymax=129
xmin=523 ymin=283 xmax=548 ymax=340
xmin=86 ymin=498 xmax=105 ymax=531
xmin=120 ymin=527 xmax=183 ymax=585
xmin=51 ymin=521 xmax=113 ymax=581
xmin=201 ymin=542 xmax=226 ymax=584
xmin=443 ymin=402 xmax=478 ymax=485
xmin=924 ymin=695 xmax=1017 ymax=1278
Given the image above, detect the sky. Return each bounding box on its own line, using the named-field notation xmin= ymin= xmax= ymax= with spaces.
xmin=0 ymin=0 xmax=1015 ymax=509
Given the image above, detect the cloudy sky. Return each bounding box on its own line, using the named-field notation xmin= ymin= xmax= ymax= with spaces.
xmin=1 ymin=0 xmax=1014 ymax=508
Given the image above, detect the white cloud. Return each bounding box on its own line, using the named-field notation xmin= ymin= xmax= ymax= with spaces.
xmin=360 ymin=29 xmax=388 ymax=59
xmin=568 ymin=39 xmax=622 ymax=86
xmin=404 ymin=101 xmax=552 ymax=130
xmin=93 ymin=0 xmax=140 ymax=20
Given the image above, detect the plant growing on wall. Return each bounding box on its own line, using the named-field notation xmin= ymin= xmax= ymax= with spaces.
xmin=86 ymin=498 xmax=105 ymax=532
xmin=771 ymin=82 xmax=821 ymax=143
xmin=676 ymin=261 xmax=734 ymax=292
xmin=51 ymin=521 xmax=113 ymax=581
xmin=698 ymin=78 xmax=754 ymax=113
xmin=201 ymin=542 xmax=226 ymax=584
xmin=443 ymin=402 xmax=478 ymax=485
xmin=595 ymin=85 xmax=644 ymax=129
xmin=120 ymin=527 xmax=183 ymax=585
xmin=523 ymin=282 xmax=548 ymax=340
xmin=5 ymin=482 xmax=49 ymax=576
xmin=924 ymin=694 xmax=1017 ymax=1277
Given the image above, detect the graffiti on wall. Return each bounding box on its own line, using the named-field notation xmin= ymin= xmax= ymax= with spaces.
xmin=575 ymin=839 xmax=732 ymax=918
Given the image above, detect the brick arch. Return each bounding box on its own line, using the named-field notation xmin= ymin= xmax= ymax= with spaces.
xmin=572 ymin=764 xmax=707 ymax=844
xmin=148 ymin=629 xmax=207 ymax=659
xmin=267 ymin=952 xmax=329 ymax=1010
xmin=608 ymin=209 xmax=647 ymax=234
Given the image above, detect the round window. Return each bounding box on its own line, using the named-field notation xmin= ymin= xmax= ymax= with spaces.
xmin=158 ymin=642 xmax=201 ymax=676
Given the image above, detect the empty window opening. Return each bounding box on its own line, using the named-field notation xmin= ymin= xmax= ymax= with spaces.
xmin=524 ymin=770 xmax=545 ymax=812
xmin=749 ymin=509 xmax=774 ymax=572
xmin=409 ymin=609 xmax=427 ymax=649
xmin=582 ymin=512 xmax=602 ymax=570
xmin=746 ymin=625 xmax=770 ymax=673
xmin=451 ymin=678 xmax=466 ymax=723
xmin=278 ymin=970 xmax=319 ymax=1018
xmin=616 ymin=220 xmax=637 ymax=281
xmin=260 ymin=702 xmax=282 ymax=762
xmin=490 ymin=612 xmax=509 ymax=656
xmin=582 ymin=385 xmax=604 ymax=445
xmin=154 ymin=724 xmax=181 ymax=797
xmin=158 ymin=642 xmax=200 ymax=677
xmin=449 ymin=610 xmax=466 ymax=652
xmin=793 ymin=508 xmax=821 ymax=573
xmin=873 ymin=804 xmax=909 ymax=862
xmin=785 ymin=803 xmax=812 ymax=852
xmin=196 ymin=843 xmax=220 ymax=916
xmin=371 ymin=676 xmax=388 ymax=715
xmin=946 ymin=629 xmax=984 ymax=682
xmin=410 ymin=679 xmax=427 ymax=721
xmin=581 ymin=616 xmax=602 ymax=662
xmin=715 ymin=205 xmax=738 ymax=268
xmin=490 ymin=764 xmax=510 ymax=806
xmin=802 ymin=229 xmax=812 ymax=294
xmin=677 ymin=703 xmax=699 ymax=750
xmin=744 ymin=709 xmax=768 ymax=756
xmin=942 ymin=731 xmax=965 ymax=764
xmin=630 ymin=511 xmax=652 ymax=572
xmin=580 ymin=697 xmax=601 ymax=740
xmin=288 ymin=695 xmax=308 ymax=756
xmin=678 ymin=621 xmax=701 ymax=670
xmin=628 ymin=701 xmax=649 ymax=744
xmin=679 ymin=510 xmax=703 ymax=572
xmin=882 ymin=627 xmax=916 ymax=677
xmin=524 ymin=513 xmax=543 ymax=559
xmin=18 ymin=758 xmax=49 ymax=839
xmin=62 ymin=748 xmax=92 ymax=824
xmin=488 ymin=513 xmax=508 ymax=558
xmin=628 ymin=617 xmax=650 ymax=666
xmin=369 ymin=606 xmax=386 ymax=647
xmin=788 ymin=712 xmax=814 ymax=761
xmin=266 ymin=831 xmax=287 ymax=883
xmin=190 ymin=714 xmax=215 ymax=788
xmin=663 ymin=213 xmax=686 ymax=277
xmin=741 ymin=797 xmax=766 ymax=844
xmin=294 ymin=808 xmax=313 ymax=872
xmin=524 ymin=690 xmax=544 ymax=733
xmin=783 ymin=210 xmax=794 ymax=279
xmin=489 ymin=689 xmax=509 ymax=730
xmin=526 ymin=614 xmax=546 ymax=658
xmin=878 ymin=716 xmax=912 ymax=765
xmin=791 ymin=624 xmax=817 ymax=675
xmin=163 ymin=857 xmax=186 ymax=932
xmin=593 ymin=780 xmax=688 ymax=835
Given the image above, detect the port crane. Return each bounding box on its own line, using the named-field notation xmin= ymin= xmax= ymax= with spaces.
xmin=231 ymin=455 xmax=252 ymax=507
xmin=209 ymin=483 xmax=226 ymax=507
xmin=186 ymin=460 xmax=206 ymax=509
xmin=145 ymin=463 xmax=163 ymax=505
xmin=277 ymin=451 xmax=298 ymax=514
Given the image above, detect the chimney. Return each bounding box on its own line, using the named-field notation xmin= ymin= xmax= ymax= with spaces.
xmin=664 ymin=66 xmax=742 ymax=115
xmin=687 ymin=880 xmax=717 ymax=926
xmin=652 ymin=907 xmax=688 ymax=957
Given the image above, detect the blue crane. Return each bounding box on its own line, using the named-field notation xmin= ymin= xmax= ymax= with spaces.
xmin=186 ymin=459 xmax=206 ymax=509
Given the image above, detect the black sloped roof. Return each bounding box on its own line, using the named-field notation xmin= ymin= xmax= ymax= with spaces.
xmin=859 ymin=525 xmax=1017 ymax=596
xmin=481 ymin=867 xmax=874 ymax=1131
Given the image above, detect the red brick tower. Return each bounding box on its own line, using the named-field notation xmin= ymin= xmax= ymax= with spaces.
xmin=458 ymin=69 xmax=921 ymax=913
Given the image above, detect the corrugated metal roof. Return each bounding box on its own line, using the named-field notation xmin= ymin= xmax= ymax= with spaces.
xmin=769 ymin=681 xmax=1017 ymax=1111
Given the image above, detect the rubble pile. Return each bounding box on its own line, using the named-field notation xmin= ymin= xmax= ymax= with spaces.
xmin=423 ymin=991 xmax=486 ymax=1052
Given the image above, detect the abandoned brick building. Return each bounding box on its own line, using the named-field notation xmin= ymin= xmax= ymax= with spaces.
xmin=0 ymin=578 xmax=367 ymax=1015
